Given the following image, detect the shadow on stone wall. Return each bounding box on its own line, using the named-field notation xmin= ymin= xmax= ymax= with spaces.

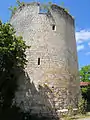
xmin=3 ymin=69 xmax=59 ymax=120
xmin=0 ymin=68 xmax=80 ymax=120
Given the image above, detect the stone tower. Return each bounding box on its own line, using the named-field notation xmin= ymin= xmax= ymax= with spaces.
xmin=10 ymin=2 xmax=80 ymax=118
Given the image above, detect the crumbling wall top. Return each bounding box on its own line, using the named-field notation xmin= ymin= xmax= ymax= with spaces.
xmin=51 ymin=4 xmax=74 ymax=22
xmin=10 ymin=2 xmax=74 ymax=25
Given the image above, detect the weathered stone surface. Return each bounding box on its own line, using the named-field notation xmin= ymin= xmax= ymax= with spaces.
xmin=10 ymin=2 xmax=80 ymax=119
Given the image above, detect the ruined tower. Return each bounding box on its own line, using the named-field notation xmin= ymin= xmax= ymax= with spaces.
xmin=10 ymin=2 xmax=80 ymax=118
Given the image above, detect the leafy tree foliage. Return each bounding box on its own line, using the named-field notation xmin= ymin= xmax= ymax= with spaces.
xmin=81 ymin=86 xmax=90 ymax=112
xmin=0 ymin=20 xmax=28 ymax=113
xmin=80 ymin=65 xmax=90 ymax=111
xmin=79 ymin=65 xmax=90 ymax=82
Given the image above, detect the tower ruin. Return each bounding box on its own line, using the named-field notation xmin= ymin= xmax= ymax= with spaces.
xmin=10 ymin=2 xmax=80 ymax=118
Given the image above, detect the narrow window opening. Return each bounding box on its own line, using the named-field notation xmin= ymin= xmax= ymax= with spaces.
xmin=38 ymin=58 xmax=40 ymax=65
xmin=52 ymin=25 xmax=56 ymax=31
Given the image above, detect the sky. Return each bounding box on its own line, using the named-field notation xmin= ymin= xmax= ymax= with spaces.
xmin=0 ymin=0 xmax=90 ymax=69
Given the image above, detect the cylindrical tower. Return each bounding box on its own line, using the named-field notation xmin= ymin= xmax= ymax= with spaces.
xmin=10 ymin=2 xmax=80 ymax=117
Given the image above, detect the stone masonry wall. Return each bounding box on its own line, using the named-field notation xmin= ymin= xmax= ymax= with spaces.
xmin=10 ymin=2 xmax=80 ymax=118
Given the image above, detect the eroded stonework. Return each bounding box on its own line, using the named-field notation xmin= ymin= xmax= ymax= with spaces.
xmin=10 ymin=2 xmax=80 ymax=119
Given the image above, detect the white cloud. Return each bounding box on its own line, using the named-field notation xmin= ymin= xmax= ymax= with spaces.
xmin=76 ymin=30 xmax=90 ymax=44
xmin=75 ymin=29 xmax=90 ymax=52
xmin=77 ymin=45 xmax=84 ymax=52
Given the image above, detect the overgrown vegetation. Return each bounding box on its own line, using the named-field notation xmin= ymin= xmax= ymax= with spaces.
xmin=0 ymin=20 xmax=29 ymax=120
xmin=78 ymin=97 xmax=87 ymax=114
xmin=39 ymin=2 xmax=52 ymax=13
xmin=81 ymin=86 xmax=90 ymax=111
xmin=79 ymin=65 xmax=90 ymax=82
xmin=40 ymin=1 xmax=69 ymax=13
xmin=9 ymin=0 xmax=25 ymax=17
xmin=9 ymin=0 xmax=69 ymax=17
xmin=79 ymin=65 xmax=90 ymax=112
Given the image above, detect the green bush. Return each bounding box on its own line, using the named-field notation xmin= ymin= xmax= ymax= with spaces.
xmin=78 ymin=97 xmax=87 ymax=114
